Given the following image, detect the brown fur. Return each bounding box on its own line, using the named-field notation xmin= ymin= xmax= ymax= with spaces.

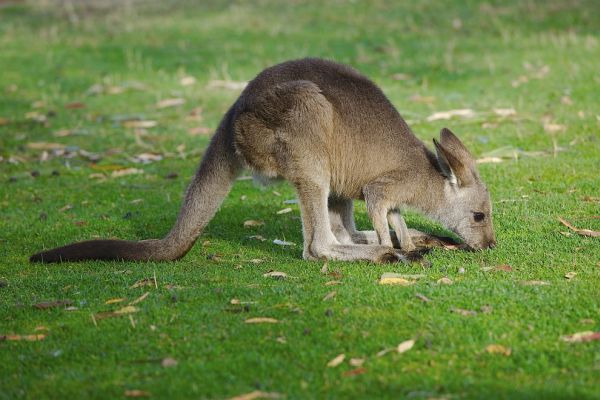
xmin=30 ymin=58 xmax=495 ymax=263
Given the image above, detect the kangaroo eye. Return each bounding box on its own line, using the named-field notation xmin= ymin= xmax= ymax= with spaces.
xmin=473 ymin=212 xmax=485 ymax=222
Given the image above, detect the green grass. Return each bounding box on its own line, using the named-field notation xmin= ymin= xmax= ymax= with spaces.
xmin=1 ymin=1 xmax=599 ymax=399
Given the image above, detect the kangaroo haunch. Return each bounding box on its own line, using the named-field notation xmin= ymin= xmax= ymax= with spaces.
xmin=30 ymin=58 xmax=496 ymax=264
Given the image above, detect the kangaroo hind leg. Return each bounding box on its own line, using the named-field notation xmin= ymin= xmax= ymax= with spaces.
xmin=328 ymin=197 xmax=391 ymax=246
xmin=298 ymin=182 xmax=402 ymax=263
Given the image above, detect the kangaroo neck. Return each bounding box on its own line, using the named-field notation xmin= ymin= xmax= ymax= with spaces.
xmin=401 ymin=144 xmax=449 ymax=221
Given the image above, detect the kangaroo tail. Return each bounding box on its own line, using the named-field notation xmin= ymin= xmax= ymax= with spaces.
xmin=30 ymin=107 xmax=242 ymax=263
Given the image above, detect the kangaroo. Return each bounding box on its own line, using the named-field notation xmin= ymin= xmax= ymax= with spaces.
xmin=30 ymin=58 xmax=496 ymax=264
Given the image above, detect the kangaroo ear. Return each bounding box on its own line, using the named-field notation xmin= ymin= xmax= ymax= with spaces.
xmin=433 ymin=129 xmax=478 ymax=186
xmin=433 ymin=138 xmax=458 ymax=185
xmin=439 ymin=128 xmax=476 ymax=164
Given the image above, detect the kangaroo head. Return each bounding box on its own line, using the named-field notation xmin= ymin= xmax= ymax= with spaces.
xmin=432 ymin=128 xmax=496 ymax=250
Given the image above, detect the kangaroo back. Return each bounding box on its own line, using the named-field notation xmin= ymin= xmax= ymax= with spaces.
xmin=30 ymin=107 xmax=242 ymax=263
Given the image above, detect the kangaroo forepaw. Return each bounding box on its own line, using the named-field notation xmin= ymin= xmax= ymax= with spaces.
xmin=375 ymin=249 xmax=407 ymax=264
xmin=395 ymin=248 xmax=431 ymax=267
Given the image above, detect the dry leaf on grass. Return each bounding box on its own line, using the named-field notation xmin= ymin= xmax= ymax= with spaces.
xmin=521 ymin=280 xmax=551 ymax=286
xmin=230 ymin=299 xmax=256 ymax=305
xmin=129 ymin=292 xmax=149 ymax=305
xmin=558 ymin=217 xmax=600 ymax=237
xmin=379 ymin=277 xmax=413 ymax=286
xmin=95 ymin=306 xmax=139 ymax=320
xmin=561 ymin=331 xmax=600 ymax=343
xmin=1 ymin=334 xmax=46 ymax=341
xmin=480 ymin=305 xmax=493 ymax=314
xmin=479 ymin=146 xmax=546 ymax=162
xmin=451 ymin=308 xmax=477 ymax=316
xmin=320 ymin=262 xmax=329 ymax=274
xmin=397 ymin=339 xmax=415 ymax=353
xmin=415 ymin=293 xmax=432 ymax=303
xmin=27 ymin=142 xmax=65 ymax=150
xmin=493 ymin=108 xmax=516 ymax=117
xmin=495 ymin=265 xmax=513 ymax=272
xmin=245 ymin=317 xmax=278 ymax=324
xmin=543 ymin=123 xmax=566 ymax=134
xmin=379 ymin=273 xmax=415 ymax=286
xmin=25 ymin=111 xmax=47 ymax=123
xmin=58 ymin=204 xmax=73 ymax=212
xmin=322 ymin=291 xmax=337 ymax=301
xmin=105 ymin=298 xmax=125 ymax=305
xmin=92 ymin=164 xmax=127 ymax=171
xmin=398 ymin=274 xmax=425 ymax=279
xmin=476 ymin=156 xmax=504 ymax=164
xmin=65 ymin=102 xmax=86 ymax=109
xmin=180 ymin=76 xmax=196 ymax=86
xmin=86 ymin=83 xmax=104 ymax=95
xmin=130 ymin=278 xmax=156 ymax=289
xmin=263 ymin=271 xmax=288 ymax=280
xmin=164 ymin=283 xmax=184 ymax=290
xmin=564 ymin=271 xmax=577 ymax=280
xmin=161 ymin=357 xmax=178 ymax=368
xmin=377 ymin=339 xmax=415 ymax=357
xmin=437 ymin=277 xmax=453 ymax=285
xmin=482 ymin=121 xmax=498 ymax=128
xmin=376 ymin=348 xmax=394 ymax=357
xmin=485 ymin=344 xmax=512 ymax=356
xmin=243 ymin=220 xmax=264 ymax=228
xmin=122 ymin=120 xmax=157 ymax=128
xmin=227 ymin=390 xmax=282 ymax=400
xmin=325 ymin=280 xmax=342 ymax=286
xmin=33 ymin=300 xmax=72 ymax=309
xmin=276 ymin=207 xmax=293 ymax=214
xmin=427 ymin=109 xmax=475 ymax=121
xmin=273 ymin=239 xmax=295 ymax=246
xmin=111 ymin=168 xmax=144 ymax=178
xmin=343 ymin=368 xmax=367 ymax=377
xmin=327 ymin=353 xmax=345 ymax=367
xmin=327 ymin=270 xmax=343 ymax=280
xmin=116 ymin=306 xmax=140 ymax=315
xmin=349 ymin=358 xmax=365 ymax=367
xmin=124 ymin=390 xmax=151 ymax=398
xmin=156 ymin=98 xmax=185 ymax=109
xmin=131 ymin=153 xmax=162 ymax=164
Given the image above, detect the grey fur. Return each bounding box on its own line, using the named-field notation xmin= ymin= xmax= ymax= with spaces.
xmin=30 ymin=58 xmax=495 ymax=264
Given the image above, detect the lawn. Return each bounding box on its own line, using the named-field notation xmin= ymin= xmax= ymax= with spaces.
xmin=1 ymin=1 xmax=599 ymax=399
